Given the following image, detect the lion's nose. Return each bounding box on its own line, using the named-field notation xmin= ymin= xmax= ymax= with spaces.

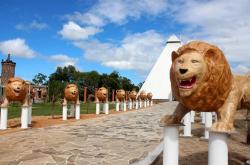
xmin=179 ymin=68 xmax=188 ymax=74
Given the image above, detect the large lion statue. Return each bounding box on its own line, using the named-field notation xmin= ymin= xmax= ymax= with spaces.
xmin=1 ymin=77 xmax=29 ymax=108
xmin=129 ymin=90 xmax=137 ymax=101
xmin=63 ymin=84 xmax=80 ymax=105
xmin=147 ymin=92 xmax=153 ymax=101
xmin=116 ymin=89 xmax=125 ymax=102
xmin=139 ymin=91 xmax=147 ymax=101
xmin=160 ymin=41 xmax=250 ymax=133
xmin=96 ymin=87 xmax=108 ymax=103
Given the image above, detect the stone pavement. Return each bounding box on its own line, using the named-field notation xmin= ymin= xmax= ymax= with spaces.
xmin=0 ymin=102 xmax=177 ymax=165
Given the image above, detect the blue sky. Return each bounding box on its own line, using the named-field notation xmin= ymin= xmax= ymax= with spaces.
xmin=0 ymin=0 xmax=249 ymax=85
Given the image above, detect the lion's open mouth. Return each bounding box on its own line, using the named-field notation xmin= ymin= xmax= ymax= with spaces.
xmin=179 ymin=76 xmax=196 ymax=89
xmin=14 ymin=89 xmax=20 ymax=93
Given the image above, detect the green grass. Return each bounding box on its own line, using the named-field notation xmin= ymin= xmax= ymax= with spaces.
xmin=7 ymin=102 xmax=116 ymax=119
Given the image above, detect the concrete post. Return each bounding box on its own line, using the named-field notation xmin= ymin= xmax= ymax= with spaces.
xmin=96 ymin=102 xmax=100 ymax=115
xmin=0 ymin=107 xmax=8 ymax=130
xmin=190 ymin=111 xmax=195 ymax=123
xmin=135 ymin=100 xmax=139 ymax=109
xmin=103 ymin=102 xmax=109 ymax=114
xmin=21 ymin=106 xmax=29 ymax=129
xmin=144 ymin=101 xmax=147 ymax=108
xmin=123 ymin=102 xmax=126 ymax=112
xmin=163 ymin=126 xmax=179 ymax=165
xmin=183 ymin=112 xmax=192 ymax=137
xmin=204 ymin=112 xmax=213 ymax=139
xmin=129 ymin=101 xmax=132 ymax=109
xmin=75 ymin=104 xmax=80 ymax=120
xmin=139 ymin=100 xmax=142 ymax=108
xmin=116 ymin=102 xmax=120 ymax=111
xmin=208 ymin=132 xmax=228 ymax=165
xmin=62 ymin=105 xmax=67 ymax=120
xmin=201 ymin=112 xmax=205 ymax=124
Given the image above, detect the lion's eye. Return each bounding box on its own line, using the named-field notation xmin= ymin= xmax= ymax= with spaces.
xmin=177 ymin=59 xmax=184 ymax=64
xmin=191 ymin=59 xmax=199 ymax=63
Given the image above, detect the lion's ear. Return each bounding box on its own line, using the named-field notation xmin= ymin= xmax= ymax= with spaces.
xmin=171 ymin=51 xmax=179 ymax=62
xmin=8 ymin=78 xmax=15 ymax=83
xmin=204 ymin=49 xmax=218 ymax=60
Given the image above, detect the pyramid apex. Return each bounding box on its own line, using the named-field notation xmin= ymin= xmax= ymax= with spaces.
xmin=166 ymin=34 xmax=181 ymax=44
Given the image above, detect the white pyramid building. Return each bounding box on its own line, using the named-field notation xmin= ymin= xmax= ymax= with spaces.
xmin=138 ymin=35 xmax=181 ymax=101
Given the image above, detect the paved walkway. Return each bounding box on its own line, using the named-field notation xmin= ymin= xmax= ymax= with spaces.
xmin=0 ymin=102 xmax=177 ymax=165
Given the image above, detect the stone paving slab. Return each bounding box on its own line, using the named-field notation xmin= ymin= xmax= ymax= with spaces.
xmin=0 ymin=102 xmax=177 ymax=165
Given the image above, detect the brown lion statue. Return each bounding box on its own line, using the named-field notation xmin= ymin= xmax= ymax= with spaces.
xmin=129 ymin=90 xmax=137 ymax=101
xmin=139 ymin=91 xmax=147 ymax=101
xmin=147 ymin=92 xmax=153 ymax=101
xmin=63 ymin=84 xmax=80 ymax=105
xmin=160 ymin=41 xmax=250 ymax=133
xmin=1 ymin=77 xmax=29 ymax=108
xmin=116 ymin=89 xmax=125 ymax=102
xmin=96 ymin=87 xmax=108 ymax=103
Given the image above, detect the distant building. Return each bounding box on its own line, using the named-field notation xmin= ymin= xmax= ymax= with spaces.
xmin=1 ymin=54 xmax=16 ymax=86
xmin=32 ymin=85 xmax=47 ymax=103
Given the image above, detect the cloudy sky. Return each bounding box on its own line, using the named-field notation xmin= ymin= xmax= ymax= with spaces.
xmin=0 ymin=0 xmax=249 ymax=84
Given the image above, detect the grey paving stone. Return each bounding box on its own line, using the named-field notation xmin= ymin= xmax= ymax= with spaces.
xmin=0 ymin=102 xmax=177 ymax=165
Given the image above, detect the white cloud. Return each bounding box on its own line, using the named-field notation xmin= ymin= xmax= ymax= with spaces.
xmin=232 ymin=64 xmax=250 ymax=75
xmin=67 ymin=0 xmax=168 ymax=26
xmin=49 ymin=54 xmax=78 ymax=66
xmin=0 ymin=38 xmax=36 ymax=58
xmin=74 ymin=30 xmax=165 ymax=72
xmin=66 ymin=12 xmax=105 ymax=27
xmin=58 ymin=21 xmax=102 ymax=41
xmin=16 ymin=20 xmax=48 ymax=31
xmin=172 ymin=0 xmax=250 ymax=70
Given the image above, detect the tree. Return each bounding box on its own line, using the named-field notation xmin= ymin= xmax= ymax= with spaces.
xmin=32 ymin=73 xmax=48 ymax=85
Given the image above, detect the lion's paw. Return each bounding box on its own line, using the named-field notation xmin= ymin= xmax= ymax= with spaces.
xmin=159 ymin=115 xmax=179 ymax=127
xmin=211 ymin=121 xmax=235 ymax=133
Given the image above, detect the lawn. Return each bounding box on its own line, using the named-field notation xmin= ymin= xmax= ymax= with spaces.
xmin=7 ymin=102 xmax=116 ymax=119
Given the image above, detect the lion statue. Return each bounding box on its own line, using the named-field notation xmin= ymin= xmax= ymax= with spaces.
xmin=116 ymin=89 xmax=125 ymax=102
xmin=96 ymin=87 xmax=108 ymax=103
xmin=63 ymin=84 xmax=80 ymax=105
xmin=147 ymin=92 xmax=153 ymax=101
xmin=139 ymin=91 xmax=147 ymax=101
xmin=160 ymin=41 xmax=250 ymax=133
xmin=1 ymin=77 xmax=29 ymax=108
xmin=129 ymin=90 xmax=137 ymax=101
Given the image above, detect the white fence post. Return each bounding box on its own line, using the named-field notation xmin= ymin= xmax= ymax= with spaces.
xmin=208 ymin=132 xmax=228 ymax=165
xmin=163 ymin=126 xmax=179 ymax=165
xmin=0 ymin=107 xmax=8 ymax=130
xmin=21 ymin=106 xmax=29 ymax=129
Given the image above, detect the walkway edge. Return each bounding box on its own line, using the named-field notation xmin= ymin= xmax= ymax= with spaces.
xmin=135 ymin=141 xmax=163 ymax=165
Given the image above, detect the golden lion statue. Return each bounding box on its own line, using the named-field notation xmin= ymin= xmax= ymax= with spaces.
xmin=96 ymin=87 xmax=108 ymax=103
xmin=63 ymin=84 xmax=80 ymax=105
xmin=147 ymin=92 xmax=153 ymax=101
xmin=116 ymin=89 xmax=125 ymax=102
xmin=139 ymin=91 xmax=147 ymax=101
xmin=1 ymin=77 xmax=29 ymax=108
xmin=160 ymin=41 xmax=250 ymax=133
xmin=129 ymin=90 xmax=137 ymax=101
